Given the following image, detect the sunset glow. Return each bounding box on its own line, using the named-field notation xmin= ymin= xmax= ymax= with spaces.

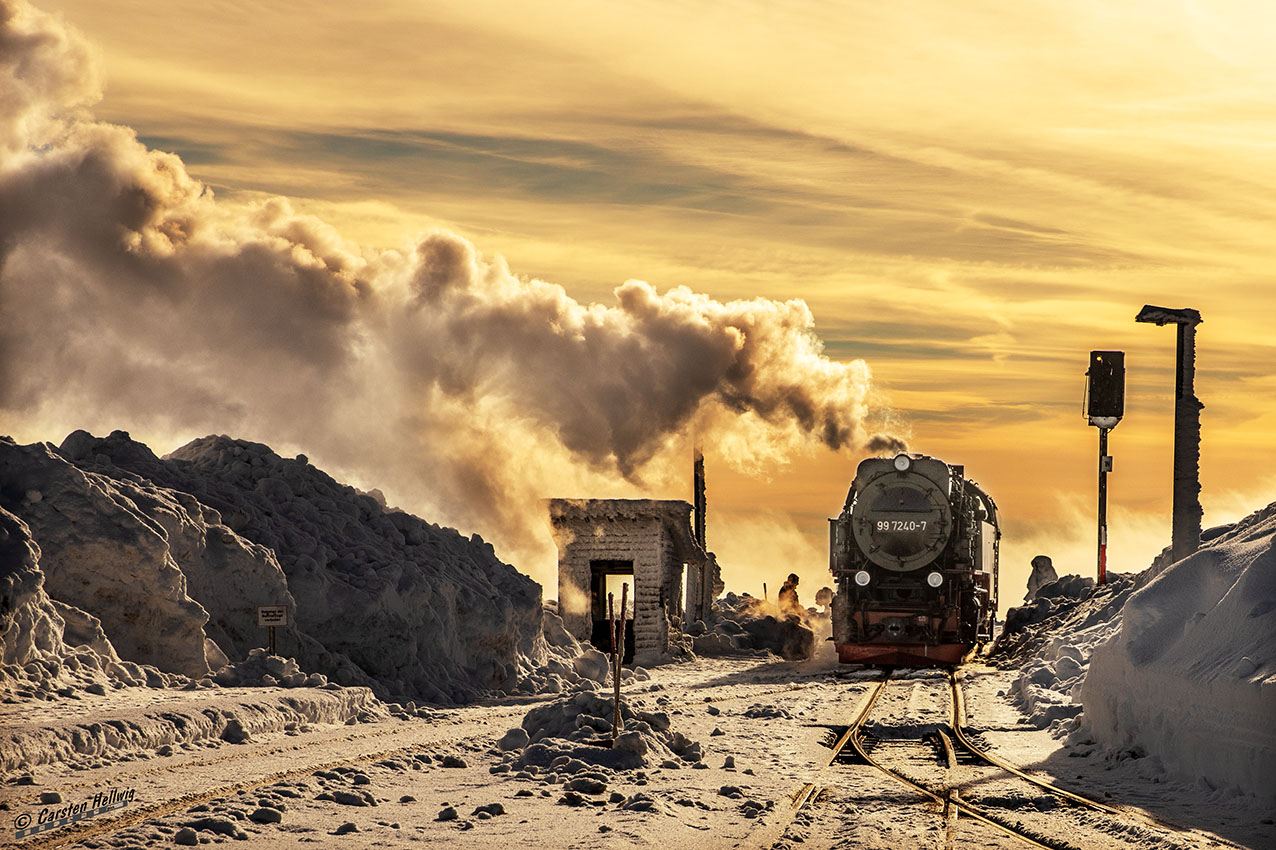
xmin=7 ymin=0 xmax=1276 ymax=608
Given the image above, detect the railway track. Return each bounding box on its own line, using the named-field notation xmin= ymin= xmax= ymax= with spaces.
xmin=815 ymin=669 xmax=1203 ymax=850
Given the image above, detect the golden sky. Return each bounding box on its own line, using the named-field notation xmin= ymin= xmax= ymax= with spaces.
xmin=22 ymin=0 xmax=1276 ymax=606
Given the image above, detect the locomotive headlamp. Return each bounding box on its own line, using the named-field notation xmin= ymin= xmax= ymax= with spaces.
xmin=854 ymin=570 xmax=871 ymax=587
xmin=892 ymin=454 xmax=912 ymax=472
xmin=926 ymin=571 xmax=943 ymax=588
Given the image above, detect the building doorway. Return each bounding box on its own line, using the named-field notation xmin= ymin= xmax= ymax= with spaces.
xmin=590 ymin=560 xmax=635 ymax=663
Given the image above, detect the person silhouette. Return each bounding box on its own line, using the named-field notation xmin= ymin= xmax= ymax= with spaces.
xmin=778 ymin=573 xmax=801 ymax=618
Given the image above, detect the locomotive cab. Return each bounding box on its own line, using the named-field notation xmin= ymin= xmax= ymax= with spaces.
xmin=829 ymin=453 xmax=999 ymax=666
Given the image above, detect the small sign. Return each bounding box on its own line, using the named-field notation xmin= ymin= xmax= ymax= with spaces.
xmin=257 ymin=606 xmax=288 ymax=627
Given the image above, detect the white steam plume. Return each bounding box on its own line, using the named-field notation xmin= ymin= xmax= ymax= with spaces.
xmin=0 ymin=0 xmax=902 ymax=583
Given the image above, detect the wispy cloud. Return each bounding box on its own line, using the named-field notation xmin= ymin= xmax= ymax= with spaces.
xmin=1 ymin=0 xmax=909 ymax=586
xmin=8 ymin=0 xmax=1275 ymax=600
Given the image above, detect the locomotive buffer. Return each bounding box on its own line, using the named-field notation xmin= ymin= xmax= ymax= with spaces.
xmin=1085 ymin=350 xmax=1125 ymax=585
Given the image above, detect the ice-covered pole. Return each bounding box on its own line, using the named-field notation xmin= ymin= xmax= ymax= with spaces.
xmin=1135 ymin=306 xmax=1204 ymax=564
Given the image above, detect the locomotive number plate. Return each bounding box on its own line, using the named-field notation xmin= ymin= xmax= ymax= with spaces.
xmin=876 ymin=520 xmax=928 ymax=532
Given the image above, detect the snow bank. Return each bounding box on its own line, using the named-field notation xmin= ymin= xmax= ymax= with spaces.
xmin=1 ymin=439 xmax=219 ymax=676
xmin=2 ymin=430 xmax=587 ymax=710
xmin=0 ymin=474 xmax=187 ymax=702
xmin=1080 ymin=503 xmax=1276 ymax=805
xmin=0 ymin=685 xmax=382 ymax=773
xmin=84 ymin=430 xmax=554 ymax=703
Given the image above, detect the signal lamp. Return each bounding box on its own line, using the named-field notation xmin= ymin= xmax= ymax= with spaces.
xmin=926 ymin=571 xmax=943 ymax=588
xmin=854 ymin=570 xmax=871 ymax=587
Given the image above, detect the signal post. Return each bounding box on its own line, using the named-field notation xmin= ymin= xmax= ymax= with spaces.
xmin=1086 ymin=351 xmax=1125 ymax=585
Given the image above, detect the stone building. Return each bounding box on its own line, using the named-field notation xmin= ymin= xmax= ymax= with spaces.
xmin=547 ymin=499 xmax=715 ymax=666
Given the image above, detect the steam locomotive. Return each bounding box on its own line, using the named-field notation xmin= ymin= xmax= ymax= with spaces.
xmin=829 ymin=453 xmax=999 ymax=666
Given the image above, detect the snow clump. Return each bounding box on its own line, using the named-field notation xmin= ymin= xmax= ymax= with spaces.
xmin=2 ymin=430 xmax=594 ymax=707
xmin=500 ymin=690 xmax=703 ymax=772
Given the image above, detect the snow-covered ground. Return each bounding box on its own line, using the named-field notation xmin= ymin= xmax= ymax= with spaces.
xmin=3 ymin=428 xmax=1272 ymax=847
xmin=2 ymin=653 xmax=1273 ymax=849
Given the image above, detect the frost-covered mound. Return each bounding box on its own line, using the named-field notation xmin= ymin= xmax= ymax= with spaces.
xmin=2 ymin=430 xmax=583 ymax=706
xmin=61 ymin=430 xmax=558 ymax=703
xmin=992 ymin=573 xmax=1137 ymax=733
xmin=496 ymin=685 xmax=698 ymax=775
xmin=1080 ymin=503 xmax=1276 ymax=805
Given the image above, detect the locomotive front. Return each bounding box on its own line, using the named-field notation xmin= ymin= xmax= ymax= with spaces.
xmin=829 ymin=453 xmax=998 ymax=666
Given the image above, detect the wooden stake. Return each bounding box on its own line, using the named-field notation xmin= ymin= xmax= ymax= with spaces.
xmin=608 ymin=592 xmax=617 ymax=743
xmin=608 ymin=591 xmax=616 ymax=659
xmin=614 ymin=583 xmax=627 ymax=737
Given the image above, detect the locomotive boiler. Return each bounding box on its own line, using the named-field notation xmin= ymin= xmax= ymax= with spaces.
xmin=829 ymin=453 xmax=999 ymax=666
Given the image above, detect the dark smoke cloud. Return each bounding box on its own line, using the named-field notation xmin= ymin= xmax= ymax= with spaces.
xmin=0 ymin=0 xmax=902 ymax=577
xmin=866 ymin=433 xmax=909 ymax=455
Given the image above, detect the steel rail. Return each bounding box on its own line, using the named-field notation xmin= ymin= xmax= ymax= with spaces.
xmin=948 ymin=670 xmax=1123 ymax=815
xmin=933 ymin=729 xmax=959 ymax=850
xmin=843 ymin=672 xmax=1063 ymax=850
xmin=790 ymin=672 xmax=890 ymax=813
xmin=945 ymin=670 xmax=1244 ymax=848
xmin=732 ymin=674 xmax=894 ymax=849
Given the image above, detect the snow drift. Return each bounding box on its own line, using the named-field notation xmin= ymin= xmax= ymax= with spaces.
xmin=1080 ymin=503 xmax=1276 ymax=805
xmin=1 ymin=429 xmax=587 ymax=706
xmin=994 ymin=503 xmax=1275 ymax=806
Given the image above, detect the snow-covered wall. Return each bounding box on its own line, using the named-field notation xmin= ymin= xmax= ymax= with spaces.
xmin=1081 ymin=503 xmax=1276 ymax=805
xmin=548 ymin=499 xmax=701 ymax=665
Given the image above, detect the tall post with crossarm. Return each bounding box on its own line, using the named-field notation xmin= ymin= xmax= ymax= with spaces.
xmin=1135 ymin=305 xmax=1204 ymax=564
